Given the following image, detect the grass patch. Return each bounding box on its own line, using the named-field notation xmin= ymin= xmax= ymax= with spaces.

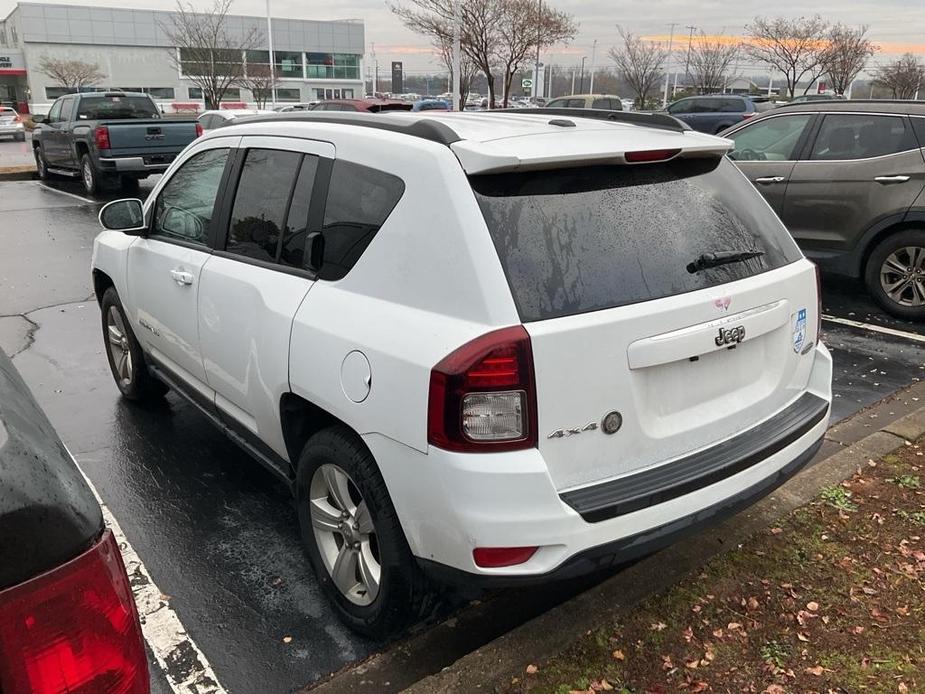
xmin=819 ymin=484 xmax=858 ymax=511
xmin=897 ymin=509 xmax=925 ymax=526
xmin=759 ymin=640 xmax=790 ymax=668
xmin=889 ymin=474 xmax=921 ymax=489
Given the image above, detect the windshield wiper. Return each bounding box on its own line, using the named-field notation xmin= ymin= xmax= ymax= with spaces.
xmin=687 ymin=249 xmax=765 ymax=274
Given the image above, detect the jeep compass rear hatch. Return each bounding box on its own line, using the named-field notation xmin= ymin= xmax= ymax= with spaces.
xmin=472 ymin=156 xmax=819 ymax=493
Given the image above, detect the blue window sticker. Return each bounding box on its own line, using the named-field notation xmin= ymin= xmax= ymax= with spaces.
xmin=792 ymin=308 xmax=807 ymax=353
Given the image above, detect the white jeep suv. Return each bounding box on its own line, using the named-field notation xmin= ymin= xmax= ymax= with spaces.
xmin=92 ymin=109 xmax=833 ymax=637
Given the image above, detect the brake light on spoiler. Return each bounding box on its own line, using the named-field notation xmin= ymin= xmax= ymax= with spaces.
xmin=624 ymin=148 xmax=682 ymax=163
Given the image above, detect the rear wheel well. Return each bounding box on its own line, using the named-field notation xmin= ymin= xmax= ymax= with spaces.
xmin=92 ymin=269 xmax=114 ymax=306
xmin=280 ymin=393 xmax=361 ymax=467
xmin=860 ymin=221 xmax=925 ymax=275
xmin=75 ymin=141 xmax=89 ymax=161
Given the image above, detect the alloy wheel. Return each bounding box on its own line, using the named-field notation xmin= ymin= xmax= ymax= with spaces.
xmin=880 ymin=246 xmax=925 ymax=307
xmin=82 ymin=160 xmax=94 ymax=191
xmin=309 ymin=463 xmax=381 ymax=606
xmin=106 ymin=306 xmax=133 ymax=386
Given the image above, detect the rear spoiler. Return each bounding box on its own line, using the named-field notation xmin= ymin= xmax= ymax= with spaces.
xmin=493 ymin=107 xmax=690 ymax=133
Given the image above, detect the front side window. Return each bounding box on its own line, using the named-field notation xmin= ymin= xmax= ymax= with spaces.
xmin=728 ymin=114 xmax=813 ymax=161
xmin=319 ymin=160 xmax=404 ymax=280
xmin=226 ymin=148 xmax=304 ymax=263
xmin=153 ymin=148 xmax=230 ymax=245
xmin=472 ymin=157 xmax=802 ymax=322
xmin=46 ymin=99 xmax=62 ymax=123
xmin=810 ymin=114 xmax=917 ymax=160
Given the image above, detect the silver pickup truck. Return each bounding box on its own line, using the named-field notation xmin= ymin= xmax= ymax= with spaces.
xmin=32 ymin=91 xmax=201 ymax=195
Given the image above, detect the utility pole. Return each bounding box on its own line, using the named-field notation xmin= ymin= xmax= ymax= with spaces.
xmin=662 ymin=23 xmax=676 ymax=107
xmin=371 ymin=42 xmax=378 ymax=96
xmin=683 ymin=24 xmax=695 ymax=90
xmin=452 ymin=0 xmax=461 ymax=110
xmin=266 ymin=0 xmax=276 ymax=106
xmin=767 ymin=68 xmax=773 ymax=96
xmin=589 ymin=39 xmax=598 ymax=94
xmin=570 ymin=66 xmax=576 ymax=93
xmin=578 ymin=56 xmax=586 ymax=93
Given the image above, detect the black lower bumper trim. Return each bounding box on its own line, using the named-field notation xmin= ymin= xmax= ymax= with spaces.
xmin=417 ymin=436 xmax=823 ymax=589
xmin=560 ymin=393 xmax=829 ymax=523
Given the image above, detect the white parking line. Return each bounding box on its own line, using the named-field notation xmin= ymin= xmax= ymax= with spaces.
xmin=36 ymin=181 xmax=97 ymax=204
xmin=73 ymin=455 xmax=227 ymax=694
xmin=823 ymin=314 xmax=925 ymax=344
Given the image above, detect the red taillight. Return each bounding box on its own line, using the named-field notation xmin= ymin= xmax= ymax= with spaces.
xmin=95 ymin=126 xmax=111 ymax=150
xmin=195 ymin=122 xmax=204 ymax=137
xmin=427 ymin=325 xmax=537 ymax=453
xmin=624 ymin=148 xmax=681 ymax=163
xmin=0 ymin=529 xmax=148 ymax=694
xmin=473 ymin=547 xmax=539 ymax=568
xmin=742 ymin=112 xmax=756 ymax=119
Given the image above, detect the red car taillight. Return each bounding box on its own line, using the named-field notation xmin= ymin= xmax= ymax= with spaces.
xmin=428 ymin=325 xmax=537 ymax=453
xmin=624 ymin=148 xmax=681 ymax=163
xmin=473 ymin=546 xmax=538 ymax=568
xmin=95 ymin=126 xmax=111 ymax=150
xmin=195 ymin=122 xmax=204 ymax=137
xmin=0 ymin=529 xmax=149 ymax=694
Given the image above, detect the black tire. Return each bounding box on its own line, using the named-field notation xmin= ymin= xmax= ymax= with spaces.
xmin=34 ymin=145 xmax=51 ymax=180
xmin=296 ymin=426 xmax=439 ymax=639
xmin=864 ymin=229 xmax=925 ymax=321
xmin=120 ymin=175 xmax=140 ymax=192
xmin=99 ymin=287 xmax=168 ymax=402
xmin=80 ymin=153 xmax=107 ymax=196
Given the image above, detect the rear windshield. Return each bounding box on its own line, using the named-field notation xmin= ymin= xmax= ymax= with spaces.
xmin=76 ymin=96 xmax=159 ymax=120
xmin=472 ymin=157 xmax=802 ymax=322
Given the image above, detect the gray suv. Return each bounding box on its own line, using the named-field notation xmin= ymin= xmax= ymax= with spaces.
xmin=724 ymin=100 xmax=925 ymax=320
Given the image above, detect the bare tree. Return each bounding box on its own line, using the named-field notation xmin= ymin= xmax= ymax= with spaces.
xmin=820 ymin=24 xmax=877 ymax=95
xmin=37 ymin=57 xmax=105 ymax=89
xmin=390 ymin=0 xmax=504 ymax=107
xmin=494 ymin=0 xmax=576 ymax=107
xmin=873 ymin=53 xmax=925 ymax=100
xmin=745 ymin=16 xmax=830 ymax=98
xmin=688 ymin=32 xmax=740 ymax=94
xmin=161 ymin=0 xmax=260 ymax=109
xmin=436 ymin=35 xmax=477 ymax=106
xmin=608 ymin=28 xmax=666 ymax=109
xmin=237 ymin=63 xmax=278 ymax=108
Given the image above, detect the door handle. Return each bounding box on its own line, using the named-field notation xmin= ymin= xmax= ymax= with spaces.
xmin=170 ymin=269 xmax=194 ymax=285
xmin=755 ymin=176 xmax=787 ymax=184
xmin=874 ymin=175 xmax=911 ymax=184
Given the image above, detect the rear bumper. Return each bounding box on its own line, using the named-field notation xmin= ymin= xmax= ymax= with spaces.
xmin=369 ymin=343 xmax=833 ymax=583
xmin=98 ymin=154 xmax=176 ymax=173
xmin=0 ymin=124 xmax=24 ymax=136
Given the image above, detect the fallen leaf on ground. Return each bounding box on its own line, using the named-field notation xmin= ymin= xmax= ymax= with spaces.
xmin=798 ymin=632 xmax=810 ymax=642
xmin=282 ymin=636 xmax=292 ymax=644
xmin=525 ymin=664 xmax=538 ymax=675
xmin=770 ymin=527 xmax=783 ymax=534
xmin=599 ymin=679 xmax=614 ymax=691
xmin=806 ymin=601 xmax=820 ymax=611
xmin=651 ymin=622 xmax=668 ymax=631
xmin=805 ymin=665 xmax=824 ymax=676
xmin=612 ymin=649 xmax=625 ymax=661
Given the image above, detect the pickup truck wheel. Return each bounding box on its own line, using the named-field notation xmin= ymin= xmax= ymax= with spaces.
xmin=34 ymin=146 xmax=50 ymax=180
xmin=865 ymin=229 xmax=925 ymax=321
xmin=296 ymin=426 xmax=440 ymax=639
xmin=80 ymin=154 xmax=107 ymax=196
xmin=100 ymin=287 xmax=168 ymax=402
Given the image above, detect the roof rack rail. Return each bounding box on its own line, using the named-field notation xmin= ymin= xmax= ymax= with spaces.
xmin=230 ymin=111 xmax=462 ymax=145
xmin=492 ymin=108 xmax=689 ymax=133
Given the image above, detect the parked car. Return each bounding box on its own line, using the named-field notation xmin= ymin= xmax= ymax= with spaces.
xmin=788 ymin=94 xmax=847 ymax=104
xmin=0 ymin=106 xmax=25 ymax=141
xmin=413 ymin=99 xmax=450 ymax=112
xmin=198 ymin=109 xmax=276 ymax=130
xmin=92 ymin=109 xmax=832 ymax=638
xmin=666 ymin=94 xmax=773 ymax=134
xmin=310 ymin=99 xmax=413 ymax=113
xmin=545 ymin=94 xmax=624 ymax=110
xmin=0 ymin=348 xmax=148 ymax=693
xmin=32 ymin=91 xmax=201 ymax=195
xmin=723 ymin=100 xmax=925 ymax=319
xmin=273 ymin=102 xmax=320 ymax=112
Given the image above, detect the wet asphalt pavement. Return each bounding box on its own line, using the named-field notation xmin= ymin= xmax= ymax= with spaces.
xmin=0 ymin=176 xmax=923 ymax=693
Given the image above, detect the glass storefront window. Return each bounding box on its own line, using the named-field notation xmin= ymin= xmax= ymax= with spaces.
xmin=274 ymin=51 xmax=303 ymax=79
xmin=307 ymin=53 xmax=360 ymax=80
xmin=275 ymin=88 xmax=301 ymax=101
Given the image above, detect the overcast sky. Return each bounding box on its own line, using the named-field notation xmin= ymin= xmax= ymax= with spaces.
xmin=2 ymin=0 xmax=924 ymax=75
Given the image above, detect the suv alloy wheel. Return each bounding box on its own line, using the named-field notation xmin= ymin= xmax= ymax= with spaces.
xmin=100 ymin=287 xmax=168 ymax=401
xmin=865 ymin=230 xmax=925 ymax=320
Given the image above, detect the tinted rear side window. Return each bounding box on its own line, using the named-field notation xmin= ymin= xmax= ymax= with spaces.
xmin=472 ymin=158 xmax=802 ymax=322
xmin=319 ymin=160 xmax=404 ymax=280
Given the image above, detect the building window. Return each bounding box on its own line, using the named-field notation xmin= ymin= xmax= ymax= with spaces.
xmin=179 ymin=48 xmax=243 ymax=78
xmin=188 ymin=87 xmax=240 ymax=101
xmin=274 ymin=51 xmax=303 ymax=79
xmin=146 ymin=87 xmax=176 ymax=99
xmin=245 ymin=50 xmax=270 ymax=74
xmin=275 ymin=88 xmax=300 ymax=102
xmin=45 ymin=86 xmax=106 ymax=99
xmin=307 ymin=53 xmax=360 ymax=80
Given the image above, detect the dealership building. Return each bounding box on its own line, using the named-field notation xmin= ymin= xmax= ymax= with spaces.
xmin=0 ymin=2 xmax=365 ymax=113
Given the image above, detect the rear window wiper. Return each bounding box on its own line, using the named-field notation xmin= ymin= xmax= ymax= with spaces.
xmin=687 ymin=249 xmax=765 ymax=273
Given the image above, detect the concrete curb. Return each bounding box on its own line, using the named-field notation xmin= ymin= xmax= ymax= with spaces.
xmin=305 ymin=381 xmax=925 ymax=694
xmin=0 ymin=166 xmax=36 ymax=181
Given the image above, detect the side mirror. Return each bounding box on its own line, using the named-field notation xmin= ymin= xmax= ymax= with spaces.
xmin=306 ymin=231 xmax=325 ymax=272
xmin=99 ymin=198 xmax=145 ymax=235
xmin=31 ymin=114 xmax=45 ymax=124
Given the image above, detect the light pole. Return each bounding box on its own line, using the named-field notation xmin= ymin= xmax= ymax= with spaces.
xmin=452 ymin=0 xmax=461 ymax=110
xmin=266 ymin=0 xmax=276 ymax=107
xmin=578 ymin=56 xmax=587 ymax=93
xmin=683 ymin=24 xmax=695 ymax=91
xmin=662 ymin=23 xmax=676 ymax=107
xmin=589 ymin=39 xmax=597 ymax=94
xmin=533 ymin=0 xmax=542 ymax=102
